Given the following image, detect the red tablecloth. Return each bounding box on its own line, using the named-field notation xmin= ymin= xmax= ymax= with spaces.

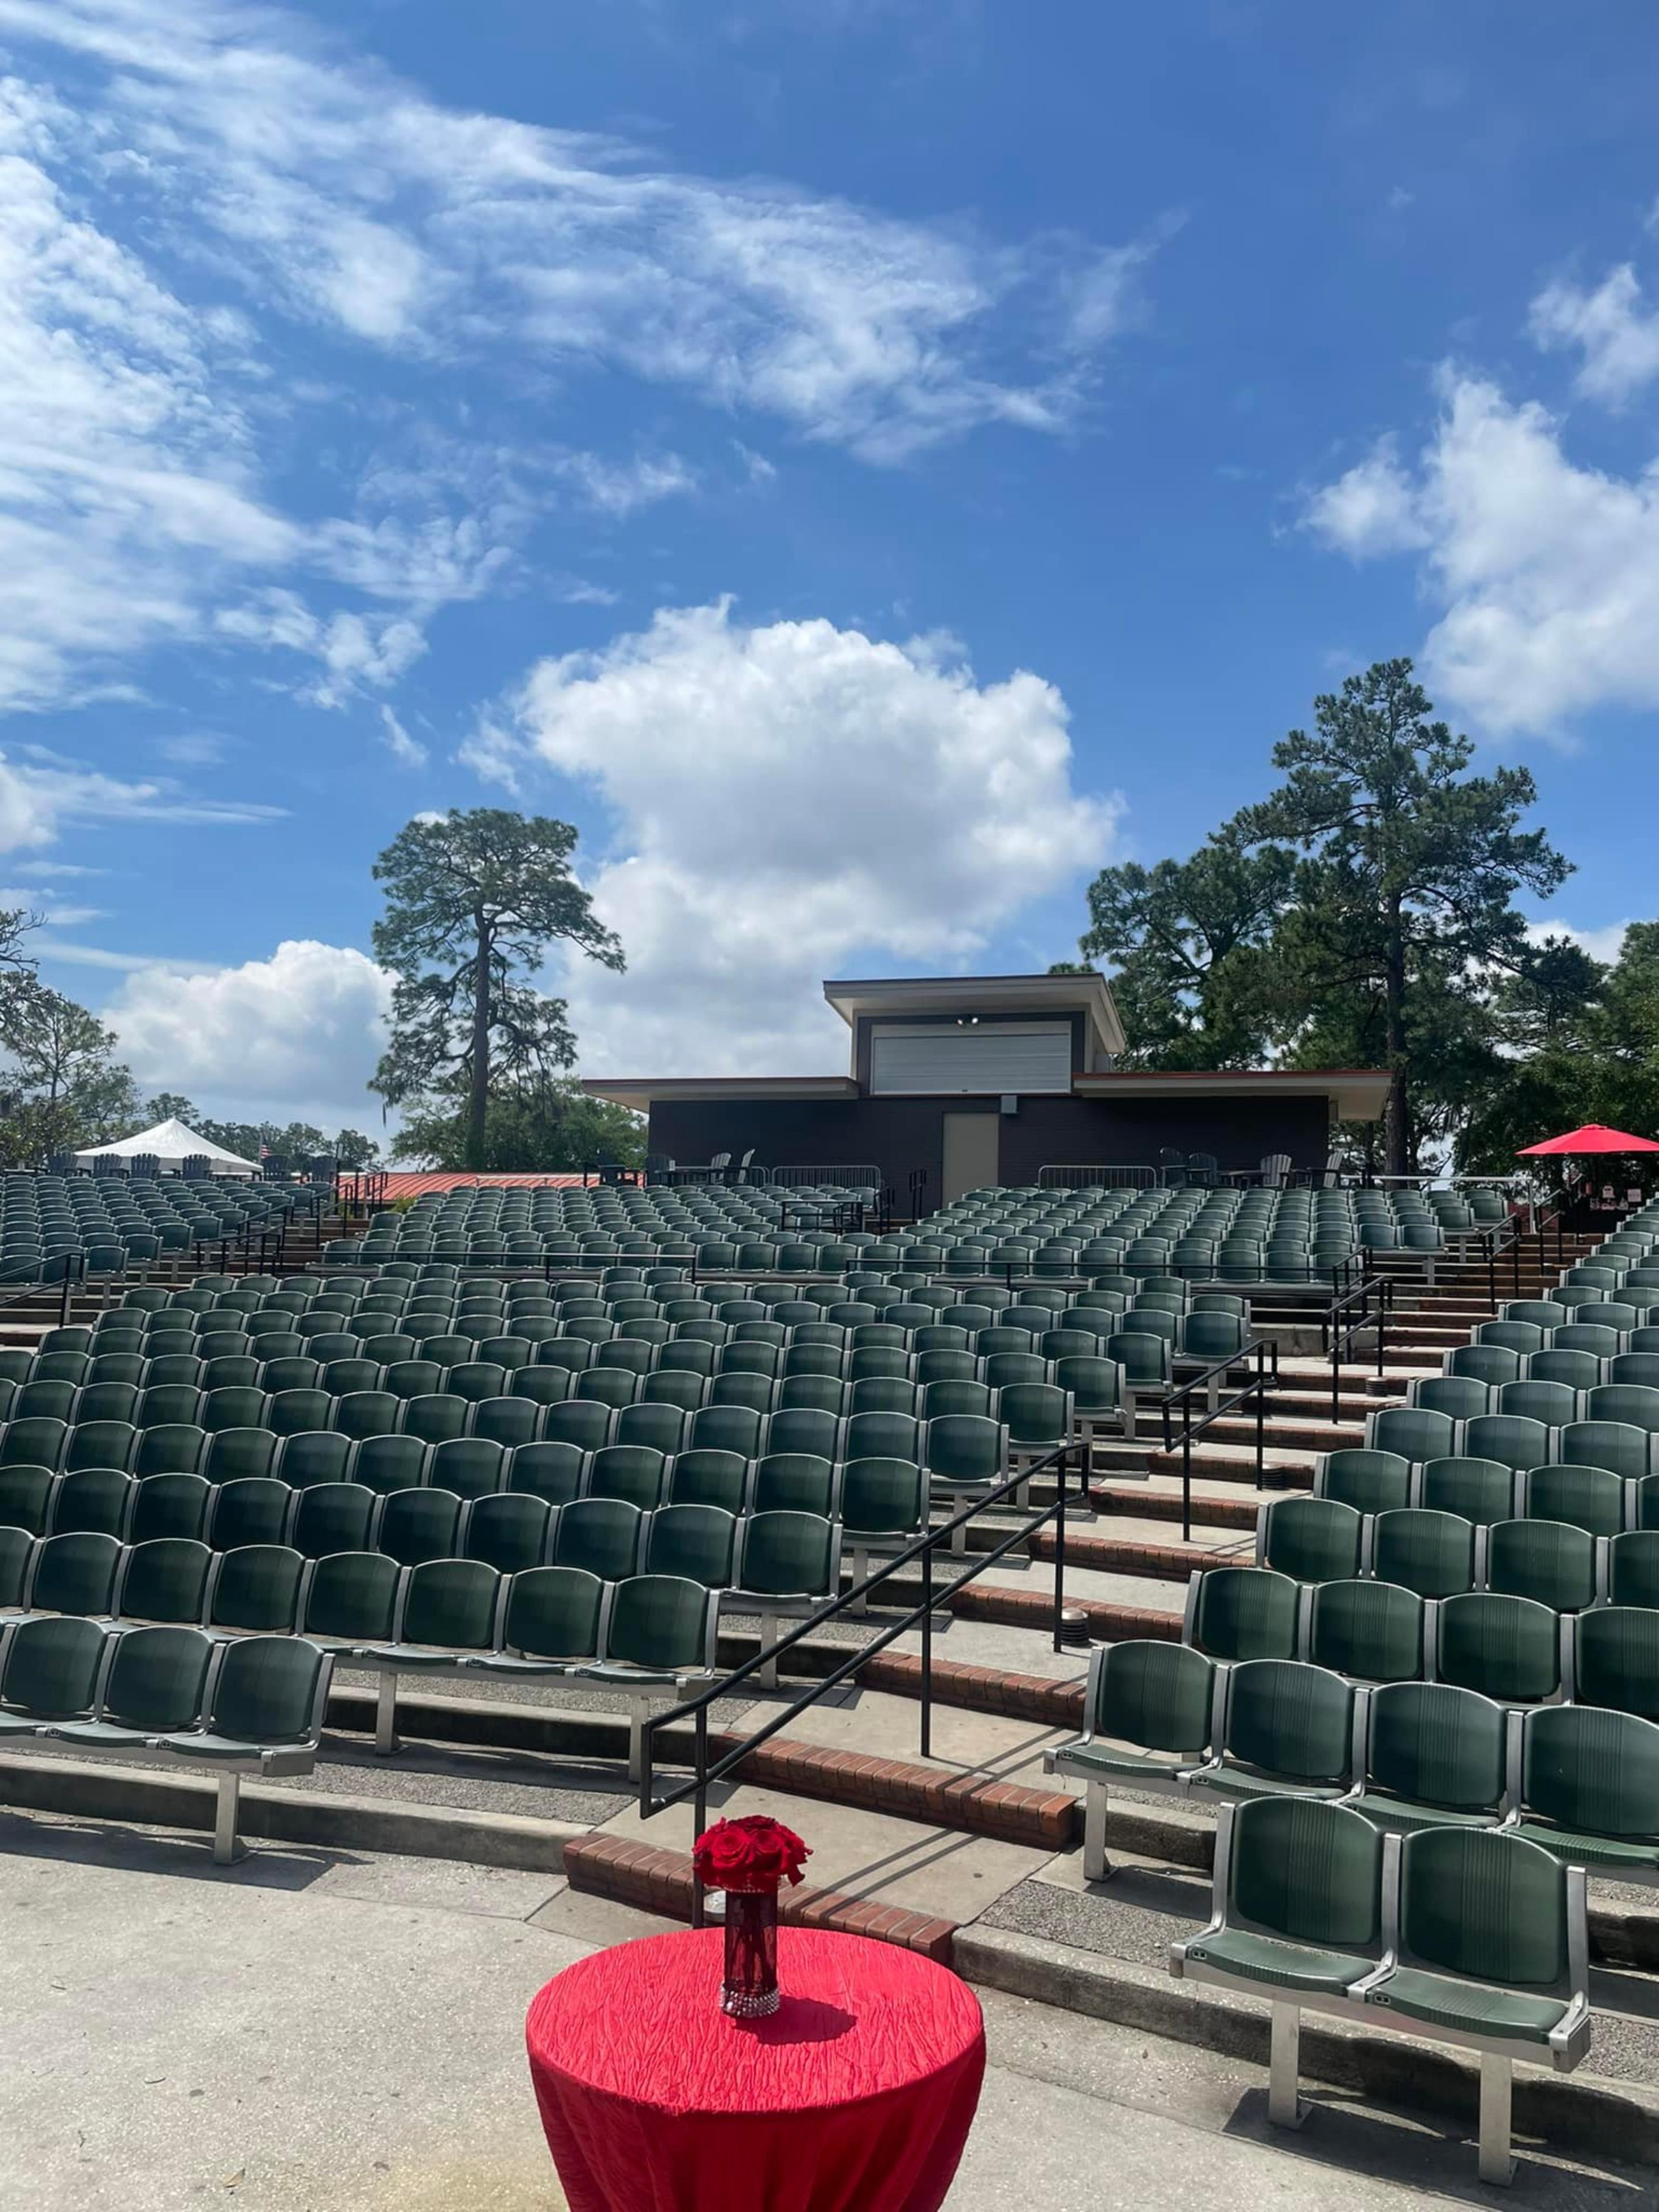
xmin=526 ymin=1926 xmax=985 ymax=2212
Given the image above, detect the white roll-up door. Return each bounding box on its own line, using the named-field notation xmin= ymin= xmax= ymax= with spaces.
xmin=868 ymin=1021 xmax=1072 ymax=1096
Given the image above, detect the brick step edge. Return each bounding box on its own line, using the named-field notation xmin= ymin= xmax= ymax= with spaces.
xmin=1136 ymin=1455 xmax=1313 ymax=1489
xmin=1092 ymin=1483 xmax=1258 ymax=1530
xmin=1029 ymin=1528 xmax=1214 ymax=1580
xmin=564 ymin=1834 xmax=957 ymax=1961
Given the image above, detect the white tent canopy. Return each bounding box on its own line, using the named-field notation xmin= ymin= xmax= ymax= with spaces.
xmin=73 ymin=1119 xmax=261 ymax=1178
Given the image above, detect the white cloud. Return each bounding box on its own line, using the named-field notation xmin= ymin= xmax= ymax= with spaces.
xmin=1302 ymin=372 xmax=1659 ymax=734
xmin=155 ymin=731 xmax=230 ymax=766
xmin=1526 ymin=918 xmax=1631 ymax=966
xmin=106 ymin=937 xmax=394 ymax=1121
xmin=482 ymin=600 xmax=1118 ymax=1071
xmin=0 ymin=0 xmax=1149 ymax=463
xmin=553 ymin=452 xmax=699 ymax=518
xmin=1529 ymin=264 xmax=1659 ymax=407
xmin=379 ymin=703 xmax=426 ymax=769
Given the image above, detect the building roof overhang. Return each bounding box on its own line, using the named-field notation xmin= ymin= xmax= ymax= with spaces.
xmin=822 ymin=973 xmax=1126 ymax=1063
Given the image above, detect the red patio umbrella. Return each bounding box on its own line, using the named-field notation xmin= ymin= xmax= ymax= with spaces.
xmin=1516 ymin=1123 xmax=1659 ymax=1156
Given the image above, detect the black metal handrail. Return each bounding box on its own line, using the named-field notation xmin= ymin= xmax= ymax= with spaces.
xmin=1474 ymin=1195 xmax=1569 ymax=1307
xmin=1322 ymin=1273 xmax=1392 ymax=1423
xmin=637 ymin=1436 xmax=1084 ymax=1925
xmin=1157 ymin=1339 xmax=1279 ymax=1542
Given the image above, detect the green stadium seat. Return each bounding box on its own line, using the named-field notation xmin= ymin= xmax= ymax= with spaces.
xmin=1256 ymin=1495 xmax=1361 ymax=1582
xmin=506 ymin=1441 xmax=587 ymax=1508
xmin=1482 ymin=1519 xmax=1598 ymax=1612
xmin=552 ymin=1497 xmax=645 ymax=1581
xmin=52 ymin=1467 xmax=133 ymax=1539
xmin=1046 ymin=1640 xmax=1219 ymax=1879
xmin=645 ymin=1503 xmax=737 ymax=1587
xmin=292 ymin=1484 xmax=378 ymax=1559
xmin=1512 ymin=1703 xmax=1659 ymax=1887
xmin=207 ymin=1545 xmax=305 ymax=1634
xmin=207 ymin=1479 xmax=293 ymax=1550
xmin=750 ymin=1452 xmax=836 ymax=1517
xmin=1418 ymin=1458 xmax=1519 ymax=1525
xmin=1184 ymin=1565 xmax=1299 ymax=1662
xmin=359 ymin=1558 xmax=505 ymax=1749
xmin=133 ymin=1423 xmax=207 ymax=1478
xmin=1184 ymin=1658 xmax=1354 ymax=1803
xmin=1304 ymin=1579 xmax=1423 ymax=1683
xmin=30 ymin=1529 xmax=121 ymax=1617
xmin=1348 ymin=1679 xmax=1508 ymax=1832
xmin=463 ymin=1493 xmax=553 ymax=1575
xmin=1313 ymin=1449 xmax=1411 ymax=1515
xmin=129 ymin=1473 xmax=211 ymax=1545
xmin=585 ymin=1444 xmax=668 ymax=1511
xmin=467 ymin=1566 xmax=605 ymax=1680
xmin=52 ymin=1623 xmax=211 ymax=1746
xmin=1432 ymin=1592 xmax=1560 ymax=1703
xmin=428 ymin=1437 xmax=507 ymax=1501
xmin=64 ymin=1421 xmax=139 ymax=1476
xmin=0 ymin=1612 xmax=106 ymax=1730
xmin=1570 ymin=1606 xmax=1659 ymax=1719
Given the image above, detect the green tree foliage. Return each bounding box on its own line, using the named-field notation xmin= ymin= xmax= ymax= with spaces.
xmin=1068 ymin=660 xmax=1579 ymax=1173
xmin=1074 ymin=830 xmax=1294 ymax=1068
xmin=0 ymin=982 xmax=140 ymax=1166
xmin=387 ymin=1074 xmax=645 ymax=1172
xmin=369 ymin=809 xmax=624 ymax=1169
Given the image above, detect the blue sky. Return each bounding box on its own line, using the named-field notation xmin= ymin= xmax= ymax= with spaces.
xmin=2 ymin=0 xmax=1657 ymax=1131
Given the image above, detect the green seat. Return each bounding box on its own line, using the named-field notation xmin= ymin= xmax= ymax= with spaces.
xmin=687 ymin=1405 xmax=763 ymax=1459
xmin=1 ymin=1418 xmax=69 ymax=1472
xmin=1447 ymin=1345 xmax=1520 ymax=1389
xmin=1433 ymin=1592 xmax=1560 ymax=1703
xmin=1305 ymin=1579 xmax=1423 ymax=1683
xmin=133 ymin=1423 xmax=207 ymax=1478
xmin=1482 ymin=1518 xmax=1597 ymax=1612
xmin=350 ymin=1434 xmax=426 ymax=1496
xmin=165 ymin=1632 xmax=328 ymax=1762
xmin=386 ymin=1360 xmax=445 ymax=1402
xmin=506 ymin=1440 xmax=587 ymax=1508
xmin=708 ymin=1373 xmax=770 ymax=1414
xmin=203 ymin=1429 xmax=279 ymax=1484
xmin=999 ymin=1382 xmax=1071 ymax=1454
xmin=336 ymin=1390 xmax=407 ymax=1443
xmin=52 ymin=1624 xmax=211 ymax=1746
xmin=1185 ymin=1658 xmax=1354 ymax=1802
xmin=1367 ymin=1408 xmax=1456 ymax=1465
xmin=266 ymin=1389 xmax=333 ymax=1440
xmin=128 ymin=1473 xmax=211 ymax=1545
xmin=425 ymin=1437 xmax=505 ymax=1501
xmin=302 ymin=1550 xmax=401 ymax=1645
xmin=1174 ymin=1796 xmax=1383 ymax=2001
xmin=551 ymin=1497 xmax=645 ymax=1580
xmin=51 ymin=1467 xmax=133 ymax=1538
xmin=318 ymin=1358 xmax=379 ymax=1398
xmin=544 ymin=1399 xmax=616 ymax=1454
xmin=1571 ymin=1606 xmax=1659 ymax=1720
xmin=1348 ymin=1680 xmax=1508 ymax=1831
xmin=364 ymin=1557 xmax=502 ymax=1665
xmin=276 ymin=1431 xmax=353 ymax=1488
xmin=200 ymin=1387 xmax=269 ymax=1437
xmin=117 ymin=1538 xmax=211 ymax=1624
xmin=292 ymin=1484 xmax=377 ymax=1559
xmin=448 ymin=1361 xmax=509 ymax=1404
xmin=13 ymin=1381 xmax=77 ymax=1424
xmin=1046 ymin=1641 xmax=1215 ymax=1880
xmin=463 ymin=1493 xmax=553 ymax=1574
xmin=613 ymin=1403 xmax=689 ymax=1457
xmin=1561 ymin=1420 xmax=1649 ymax=1482
xmin=135 ymin=1386 xmax=203 ymax=1433
xmin=29 ymin=1530 xmax=121 ymax=1617
xmin=1418 ymin=1458 xmax=1517 ymax=1527
xmin=377 ymin=1488 xmax=464 ymax=1567
xmin=1314 ymin=1449 xmax=1411 ymax=1515
xmin=208 ymin=1545 xmax=305 ymax=1633
xmin=1185 ymin=1566 xmax=1298 ymax=1662
xmin=0 ymin=1611 xmax=107 ymax=1727
xmin=1523 ymin=1461 xmax=1625 ymax=1538
xmin=1363 ymin=1828 xmax=1588 ymax=2075
xmin=0 ymin=1464 xmax=55 ymax=1535
xmin=664 ymin=1447 xmax=749 ymax=1513
xmin=585 ymin=1443 xmax=668 ymax=1511
xmin=1412 ymin=1376 xmax=1490 ymax=1422
xmin=64 ymin=1421 xmax=139 ymax=1476
xmin=511 ymin=1365 xmax=577 ymax=1408
xmin=1258 ymin=1495 xmax=1361 ymax=1583
xmin=1609 ymin=1529 xmax=1659 ymax=1608
xmin=645 ymin=1503 xmax=737 ymax=1586
xmin=207 ymin=1479 xmax=294 ymax=1551
xmin=473 ymin=1565 xmax=605 ymax=1675
xmin=849 ymin=1377 xmax=918 ymax=1418
xmin=1514 ymin=1702 xmax=1659 ymax=1881
xmin=752 ymin=1451 xmax=836 ymax=1522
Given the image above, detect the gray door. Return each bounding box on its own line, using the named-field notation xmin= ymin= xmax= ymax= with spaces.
xmin=941 ymin=1112 xmax=1001 ymax=1205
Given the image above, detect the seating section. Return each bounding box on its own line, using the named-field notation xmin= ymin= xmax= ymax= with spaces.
xmin=1169 ymin=1798 xmax=1590 ymax=2181
xmin=0 ymin=1171 xmax=310 ymax=1286
xmin=343 ymin=1177 xmax=1445 ymax=1282
xmin=0 ymin=1615 xmax=331 ymax=1860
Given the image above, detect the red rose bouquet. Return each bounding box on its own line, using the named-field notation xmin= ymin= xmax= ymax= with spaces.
xmin=693 ymin=1815 xmax=810 ymax=1895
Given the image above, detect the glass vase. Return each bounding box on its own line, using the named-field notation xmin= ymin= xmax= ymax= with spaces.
xmin=719 ymin=1886 xmax=780 ymax=2018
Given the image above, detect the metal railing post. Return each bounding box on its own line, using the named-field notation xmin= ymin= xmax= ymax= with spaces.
xmin=1182 ymin=1416 xmax=1193 ymax=1545
xmin=920 ymin=1539 xmax=934 ymax=1759
xmin=1052 ymin=1445 xmax=1068 ymax=1653
xmin=1255 ymin=1358 xmax=1266 ymax=1484
xmin=691 ymin=1705 xmax=708 ymax=1929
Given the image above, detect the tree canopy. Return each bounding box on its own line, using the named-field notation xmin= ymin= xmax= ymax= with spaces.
xmin=368 ymin=809 xmax=623 ymax=1169
xmin=1065 ymin=658 xmax=1608 ymax=1175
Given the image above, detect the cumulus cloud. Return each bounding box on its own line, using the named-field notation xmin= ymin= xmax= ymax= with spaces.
xmin=1526 ymin=918 xmax=1631 ymax=966
xmin=1529 ymin=264 xmax=1659 ymax=407
xmin=479 ymin=601 xmax=1118 ymax=1071
xmin=1302 ymin=372 xmax=1659 ymax=734
xmin=106 ymin=938 xmax=393 ymax=1122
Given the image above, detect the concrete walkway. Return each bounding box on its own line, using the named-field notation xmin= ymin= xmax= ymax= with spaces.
xmin=0 ymin=1810 xmax=1648 ymax=2211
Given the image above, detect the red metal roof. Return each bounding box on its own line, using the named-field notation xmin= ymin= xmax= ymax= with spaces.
xmin=353 ymin=1172 xmax=590 ymax=1198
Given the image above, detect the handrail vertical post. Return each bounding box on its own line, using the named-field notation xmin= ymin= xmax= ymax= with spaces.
xmin=919 ymin=1538 xmax=933 ymax=1760
xmin=1487 ymin=1233 xmax=1496 ymax=1313
xmin=1052 ymin=1444 xmax=1067 ymax=1654
xmin=1182 ymin=1415 xmax=1193 ymax=1545
xmin=690 ymin=1705 xmax=708 ymax=1929
xmin=1255 ymin=1356 xmax=1265 ymax=1484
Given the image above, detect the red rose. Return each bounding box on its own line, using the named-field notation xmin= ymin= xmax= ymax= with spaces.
xmin=692 ymin=1815 xmax=810 ymax=1892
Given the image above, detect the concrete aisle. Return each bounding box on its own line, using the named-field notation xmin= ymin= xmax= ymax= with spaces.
xmin=0 ymin=1810 xmax=1647 ymax=2212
